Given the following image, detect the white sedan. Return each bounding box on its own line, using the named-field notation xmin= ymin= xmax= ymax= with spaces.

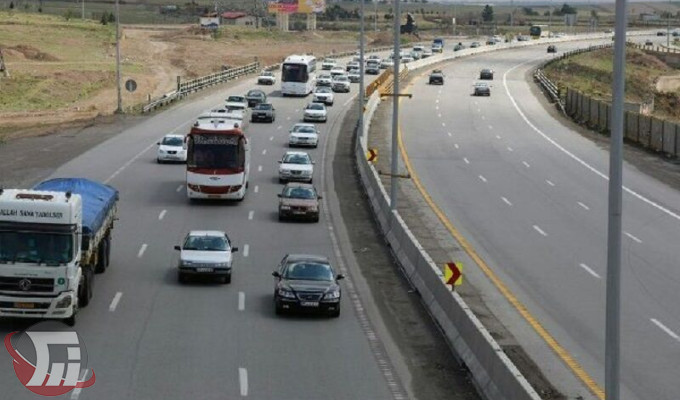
xmin=288 ymin=123 xmax=320 ymax=148
xmin=278 ymin=151 xmax=314 ymax=183
xmin=330 ymin=66 xmax=345 ymax=78
xmin=257 ymin=70 xmax=277 ymax=85
xmin=313 ymin=86 xmax=334 ymax=105
xmin=175 ymin=230 xmax=238 ymax=284
xmin=225 ymin=95 xmax=248 ymax=112
xmin=157 ymin=134 xmax=187 ymax=163
xmin=303 ymin=102 xmax=328 ymax=123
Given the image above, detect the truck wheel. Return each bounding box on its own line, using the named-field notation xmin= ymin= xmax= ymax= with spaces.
xmin=78 ymin=271 xmax=93 ymax=308
xmin=222 ymin=274 xmax=231 ymax=284
xmin=95 ymin=240 xmax=108 ymax=273
xmin=65 ymin=313 xmax=77 ymax=327
xmin=105 ymin=235 xmax=111 ymax=267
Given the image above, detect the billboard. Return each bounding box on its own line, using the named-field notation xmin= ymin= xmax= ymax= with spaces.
xmin=200 ymin=17 xmax=220 ymax=29
xmin=267 ymin=0 xmax=325 ymax=14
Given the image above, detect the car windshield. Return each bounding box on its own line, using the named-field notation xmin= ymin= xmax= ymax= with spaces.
xmin=183 ymin=235 xmax=228 ymax=251
xmin=293 ymin=125 xmax=316 ymax=133
xmin=261 ymin=71 xmax=273 ymax=76
xmin=247 ymin=90 xmax=264 ymax=98
xmin=283 ymin=154 xmax=311 ymax=164
xmin=315 ymin=87 xmax=331 ymax=93
xmin=227 ymin=96 xmax=244 ymax=103
xmin=324 ymin=59 xmax=335 ymax=64
xmin=0 ymin=231 xmax=74 ymax=265
xmin=282 ymin=186 xmax=317 ymax=199
xmin=308 ymin=103 xmax=324 ymax=111
xmin=335 ymin=76 xmax=348 ymax=82
xmin=255 ymin=104 xmax=272 ymax=110
xmin=319 ymin=75 xmax=331 ymax=80
xmin=162 ymin=137 xmax=184 ymax=146
xmin=284 ymin=262 xmax=333 ymax=281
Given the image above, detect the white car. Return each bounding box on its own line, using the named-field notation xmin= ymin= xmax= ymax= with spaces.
xmin=313 ymin=86 xmax=335 ymax=105
xmin=330 ymin=66 xmax=345 ymax=78
xmin=380 ymin=59 xmax=394 ymax=69
xmin=346 ymin=61 xmax=360 ymax=71
xmin=175 ymin=230 xmax=238 ymax=284
xmin=347 ymin=68 xmax=361 ymax=83
xmin=401 ymin=56 xmax=414 ymax=64
xmin=225 ymin=95 xmax=248 ymax=112
xmin=288 ymin=123 xmax=320 ymax=148
xmin=422 ymin=48 xmax=433 ymax=58
xmin=432 ymin=43 xmax=443 ymax=53
xmin=257 ymin=70 xmax=276 ymax=85
xmin=157 ymin=134 xmax=187 ymax=163
xmin=332 ymin=75 xmax=351 ymax=93
xmin=303 ymin=102 xmax=328 ymax=123
xmin=322 ymin=58 xmax=337 ymax=70
xmin=316 ymin=74 xmax=332 ymax=87
xmin=278 ymin=151 xmax=314 ymax=183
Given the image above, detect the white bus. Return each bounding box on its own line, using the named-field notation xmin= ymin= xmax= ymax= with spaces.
xmin=281 ymin=55 xmax=317 ymax=96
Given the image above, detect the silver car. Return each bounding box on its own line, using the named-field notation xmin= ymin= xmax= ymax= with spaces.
xmin=303 ymin=102 xmax=328 ymax=123
xmin=175 ymin=230 xmax=238 ymax=284
xmin=278 ymin=151 xmax=314 ymax=183
xmin=288 ymin=123 xmax=320 ymax=148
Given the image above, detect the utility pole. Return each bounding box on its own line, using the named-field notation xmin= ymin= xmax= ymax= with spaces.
xmin=510 ymin=0 xmax=514 ymax=27
xmin=81 ymin=0 xmax=85 ymax=20
xmin=115 ymin=0 xmax=123 ymax=114
xmin=605 ymin=0 xmax=628 ymax=398
xmin=374 ymin=0 xmax=378 ymax=33
xmin=667 ymin=0 xmax=671 ymax=47
xmin=390 ymin=0 xmax=400 ymax=210
xmin=358 ymin=0 xmax=365 ymax=142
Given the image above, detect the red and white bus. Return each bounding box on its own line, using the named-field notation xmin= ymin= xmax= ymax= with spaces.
xmin=186 ymin=119 xmax=251 ymax=201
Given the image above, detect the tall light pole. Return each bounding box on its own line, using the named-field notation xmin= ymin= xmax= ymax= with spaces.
xmin=81 ymin=0 xmax=85 ymax=20
xmin=667 ymin=0 xmax=671 ymax=47
xmin=390 ymin=0 xmax=400 ymax=210
xmin=374 ymin=0 xmax=378 ymax=33
xmin=115 ymin=0 xmax=122 ymax=114
xmin=358 ymin=0 xmax=365 ymax=142
xmin=605 ymin=0 xmax=628 ymax=398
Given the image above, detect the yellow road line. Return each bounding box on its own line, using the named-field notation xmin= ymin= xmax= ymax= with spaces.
xmin=395 ymin=72 xmax=605 ymax=400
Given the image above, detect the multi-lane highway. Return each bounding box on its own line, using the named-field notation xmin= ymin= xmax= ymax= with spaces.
xmin=0 ymin=56 xmax=411 ymax=399
xmin=399 ymin=36 xmax=679 ymax=400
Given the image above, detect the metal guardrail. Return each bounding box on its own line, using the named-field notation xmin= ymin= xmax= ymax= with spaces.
xmin=534 ymin=43 xmax=613 ymax=115
xmin=142 ymin=62 xmax=260 ymax=113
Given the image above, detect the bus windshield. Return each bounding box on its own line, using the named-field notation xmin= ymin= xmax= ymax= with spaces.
xmin=187 ymin=134 xmax=245 ymax=170
xmin=282 ymin=64 xmax=308 ymax=83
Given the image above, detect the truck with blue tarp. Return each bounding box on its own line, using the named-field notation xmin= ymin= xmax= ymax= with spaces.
xmin=0 ymin=178 xmax=118 ymax=325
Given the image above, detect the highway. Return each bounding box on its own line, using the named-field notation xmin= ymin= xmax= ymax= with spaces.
xmin=0 ymin=57 xmax=406 ymax=399
xmin=399 ymin=36 xmax=679 ymax=400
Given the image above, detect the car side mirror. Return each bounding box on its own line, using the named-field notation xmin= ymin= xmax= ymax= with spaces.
xmin=174 ymin=245 xmax=181 ymax=251
xmin=278 ymin=160 xmax=282 ymax=163
xmin=272 ymin=271 xmax=281 ymax=278
xmin=232 ymin=247 xmax=239 ymax=252
xmin=336 ymin=274 xmax=345 ymax=280
xmin=318 ymin=195 xmax=323 ymax=199
xmin=277 ymin=194 xmax=282 ymax=198
xmin=157 ymin=142 xmax=161 ymax=145
xmin=312 ymin=161 xmax=316 ymax=164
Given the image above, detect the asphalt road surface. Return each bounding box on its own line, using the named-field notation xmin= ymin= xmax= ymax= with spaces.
xmin=399 ymin=36 xmax=680 ymax=400
xmin=0 ymin=57 xmax=408 ymax=400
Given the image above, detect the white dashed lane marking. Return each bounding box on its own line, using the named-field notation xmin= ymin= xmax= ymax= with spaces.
xmin=262 ymin=149 xmax=267 ymax=155
xmin=454 ymin=143 xmax=459 ymax=149
xmin=578 ymin=202 xmax=590 ymax=211
xmin=248 ymin=211 xmax=254 ymax=220
xmin=243 ymin=244 xmax=250 ymax=257
xmin=546 ymin=180 xmax=555 ymax=187
xmin=522 ymin=161 xmax=531 ymax=168
xmin=502 ymin=197 xmax=513 ymax=206
xmin=507 ymin=146 xmax=514 ymax=152
xmin=624 ymin=232 xmax=643 ymax=243
xmin=579 ymin=263 xmax=601 ymax=279
xmin=463 ymin=157 xmax=470 ymax=164
xmin=109 ymin=292 xmax=123 ymax=312
xmin=258 ymin=165 xmax=263 ymax=172
xmin=650 ymin=318 xmax=680 ymax=342
xmin=239 ymin=368 xmax=248 ymax=396
xmin=137 ymin=244 xmax=147 ymax=258
xmin=254 ymin=185 xmax=259 ymax=193
xmin=269 ymin=136 xmax=274 ymax=141
xmin=158 ymin=210 xmax=167 ymax=220
xmin=176 ymin=185 xmax=183 ymax=192
xmin=533 ymin=225 xmax=547 ymax=236
xmin=447 ymin=132 xmax=452 ymax=137
xmin=238 ymin=292 xmax=245 ymax=311
xmin=478 ymin=175 xmax=487 ymax=183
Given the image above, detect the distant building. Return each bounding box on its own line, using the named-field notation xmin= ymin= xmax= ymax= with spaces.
xmin=221 ymin=12 xmax=260 ymax=27
xmin=640 ymin=13 xmax=661 ymax=22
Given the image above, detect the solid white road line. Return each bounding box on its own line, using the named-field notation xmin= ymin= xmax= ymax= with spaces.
xmin=238 ymin=292 xmax=245 ymax=311
xmin=262 ymin=149 xmax=267 ymax=155
xmin=243 ymin=244 xmax=250 ymax=257
xmin=254 ymin=185 xmax=259 ymax=193
xmin=504 ymin=62 xmax=680 ymax=224
xmin=137 ymin=244 xmax=147 ymax=258
xmin=109 ymin=292 xmax=123 ymax=312
xmin=454 ymin=143 xmax=459 ymax=149
xmin=257 ymin=165 xmax=262 ymax=172
xmin=579 ymin=263 xmax=601 ymax=279
xmin=176 ymin=184 xmax=183 ymax=192
xmin=502 ymin=197 xmax=513 ymax=206
xmin=650 ymin=318 xmax=680 ymax=342
xmin=248 ymin=211 xmax=254 ymax=220
xmin=463 ymin=157 xmax=470 ymax=164
xmin=578 ymin=202 xmax=590 ymax=211
xmin=158 ymin=210 xmax=167 ymax=220
xmin=624 ymin=232 xmax=643 ymax=243
xmin=507 ymin=146 xmax=514 ymax=152
xmin=522 ymin=161 xmax=531 ymax=168
xmin=533 ymin=225 xmax=547 ymax=236
xmin=546 ymin=180 xmax=555 ymax=187
xmin=239 ymin=368 xmax=248 ymax=396
xmin=478 ymin=175 xmax=487 ymax=183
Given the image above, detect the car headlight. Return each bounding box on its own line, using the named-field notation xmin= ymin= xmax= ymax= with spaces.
xmin=278 ymin=288 xmax=296 ymax=299
xmin=181 ymin=260 xmax=193 ymax=267
xmin=214 ymin=262 xmax=231 ymax=268
xmin=159 ymin=150 xmax=166 ymax=154
xmin=279 ymin=169 xmax=289 ymax=175
xmin=280 ymin=205 xmax=291 ymax=210
xmin=55 ymin=296 xmax=72 ymax=308
xmin=324 ymin=290 xmax=340 ymax=300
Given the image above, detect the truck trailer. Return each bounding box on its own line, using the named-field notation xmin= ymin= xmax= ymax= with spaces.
xmin=0 ymin=178 xmax=118 ymax=326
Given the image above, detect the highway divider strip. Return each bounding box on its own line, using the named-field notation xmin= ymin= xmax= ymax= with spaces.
xmin=355 ymin=30 xmax=655 ymax=400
